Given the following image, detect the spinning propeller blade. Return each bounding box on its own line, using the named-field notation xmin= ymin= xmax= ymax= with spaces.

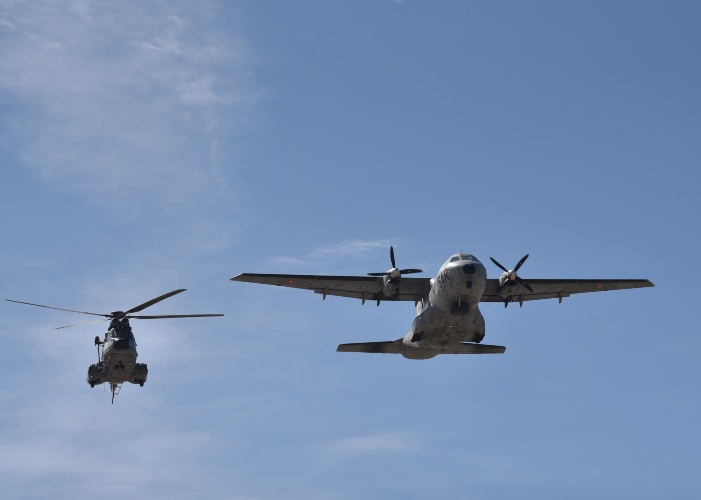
xmin=367 ymin=246 xmax=423 ymax=278
xmin=489 ymin=257 xmax=509 ymax=273
xmin=514 ymin=254 xmax=529 ymax=273
xmin=490 ymin=254 xmax=534 ymax=292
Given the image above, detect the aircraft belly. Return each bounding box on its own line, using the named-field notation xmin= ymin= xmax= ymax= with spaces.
xmin=410 ymin=306 xmax=485 ymax=348
xmin=101 ymin=350 xmax=138 ymax=383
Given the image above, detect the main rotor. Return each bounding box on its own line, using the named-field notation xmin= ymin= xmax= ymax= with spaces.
xmin=6 ymin=289 xmax=224 ymax=330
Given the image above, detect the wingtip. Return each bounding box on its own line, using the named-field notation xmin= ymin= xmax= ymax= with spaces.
xmin=230 ymin=274 xmax=245 ymax=282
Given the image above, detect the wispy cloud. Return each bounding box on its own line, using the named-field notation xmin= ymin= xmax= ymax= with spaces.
xmin=0 ymin=0 xmax=257 ymax=208
xmin=310 ymin=239 xmax=395 ymax=258
xmin=0 ymin=397 xmax=219 ymax=495
xmin=322 ymin=431 xmax=419 ymax=457
xmin=265 ymin=238 xmax=403 ymax=271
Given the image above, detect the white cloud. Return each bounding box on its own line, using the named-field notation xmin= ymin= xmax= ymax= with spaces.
xmin=323 ymin=431 xmax=419 ymax=457
xmin=264 ymin=238 xmax=404 ymax=271
xmin=310 ymin=238 xmax=396 ymax=258
xmin=0 ymin=401 xmax=218 ymax=494
xmin=0 ymin=0 xmax=257 ymax=208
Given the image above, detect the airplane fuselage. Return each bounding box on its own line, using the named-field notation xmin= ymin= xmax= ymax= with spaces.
xmin=403 ymin=254 xmax=487 ymax=359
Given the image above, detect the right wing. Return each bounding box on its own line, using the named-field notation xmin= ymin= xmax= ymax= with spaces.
xmin=231 ymin=273 xmax=431 ymax=303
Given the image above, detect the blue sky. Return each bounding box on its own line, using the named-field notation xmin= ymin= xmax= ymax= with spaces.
xmin=1 ymin=1 xmax=699 ymax=498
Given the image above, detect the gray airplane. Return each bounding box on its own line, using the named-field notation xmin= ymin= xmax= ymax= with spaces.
xmin=232 ymin=247 xmax=654 ymax=359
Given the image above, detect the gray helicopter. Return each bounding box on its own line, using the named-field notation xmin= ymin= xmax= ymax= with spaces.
xmin=7 ymin=289 xmax=223 ymax=403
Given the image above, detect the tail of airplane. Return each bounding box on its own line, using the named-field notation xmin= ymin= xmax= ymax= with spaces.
xmin=337 ymin=339 xmax=404 ymax=354
xmin=337 ymin=339 xmax=506 ymax=355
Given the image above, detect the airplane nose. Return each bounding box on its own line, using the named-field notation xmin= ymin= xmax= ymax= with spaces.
xmin=463 ymin=264 xmax=476 ymax=275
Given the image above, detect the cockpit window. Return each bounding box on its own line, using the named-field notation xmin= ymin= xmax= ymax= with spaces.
xmin=450 ymin=254 xmax=476 ymax=262
xmin=446 ymin=253 xmax=482 ymax=266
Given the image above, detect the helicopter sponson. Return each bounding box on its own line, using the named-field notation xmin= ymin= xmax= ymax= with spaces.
xmin=87 ymin=362 xmax=148 ymax=388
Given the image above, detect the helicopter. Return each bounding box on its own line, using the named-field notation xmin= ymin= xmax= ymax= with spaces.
xmin=6 ymin=289 xmax=223 ymax=403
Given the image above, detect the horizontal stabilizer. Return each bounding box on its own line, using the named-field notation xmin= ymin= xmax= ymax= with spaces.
xmin=337 ymin=340 xmax=506 ymax=355
xmin=440 ymin=343 xmax=506 ymax=354
xmin=337 ymin=339 xmax=403 ymax=354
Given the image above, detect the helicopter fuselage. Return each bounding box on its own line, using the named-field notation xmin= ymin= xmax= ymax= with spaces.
xmin=7 ymin=288 xmax=223 ymax=402
xmin=87 ymin=319 xmax=148 ymax=388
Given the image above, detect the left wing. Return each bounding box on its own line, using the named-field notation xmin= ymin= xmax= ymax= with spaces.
xmin=231 ymin=273 xmax=431 ymax=303
xmin=481 ymin=278 xmax=654 ymax=304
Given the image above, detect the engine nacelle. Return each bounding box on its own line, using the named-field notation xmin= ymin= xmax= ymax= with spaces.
xmin=382 ymin=275 xmax=397 ymax=296
xmin=130 ymin=363 xmax=148 ymax=386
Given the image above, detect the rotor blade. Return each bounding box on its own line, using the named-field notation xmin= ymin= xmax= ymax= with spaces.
xmin=53 ymin=318 xmax=111 ymax=330
xmin=125 ymin=289 xmax=187 ymax=315
xmin=513 ymin=254 xmax=529 ymax=273
xmin=390 ymin=246 xmax=396 ymax=269
xmin=489 ymin=257 xmax=509 ymax=273
xmin=367 ymin=272 xmax=387 ymax=277
xmin=515 ymin=277 xmax=534 ymax=292
xmin=127 ymin=314 xmax=224 ymax=319
xmin=399 ymin=268 xmax=423 ymax=274
xmin=5 ymin=299 xmax=107 ymax=317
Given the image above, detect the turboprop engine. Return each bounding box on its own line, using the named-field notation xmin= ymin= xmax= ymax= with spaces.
xmin=382 ymin=274 xmax=397 ymax=296
xmin=368 ymin=246 xmax=423 ymax=300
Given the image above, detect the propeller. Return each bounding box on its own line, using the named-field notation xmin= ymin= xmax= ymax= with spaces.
xmin=367 ymin=246 xmax=423 ymax=280
xmin=489 ymin=254 xmax=534 ymax=292
xmin=6 ymin=289 xmax=224 ymax=329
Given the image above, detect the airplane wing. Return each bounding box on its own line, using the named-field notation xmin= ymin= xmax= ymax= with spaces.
xmin=481 ymin=279 xmax=654 ymax=304
xmin=231 ymin=273 xmax=431 ymax=303
xmin=337 ymin=339 xmax=506 ymax=354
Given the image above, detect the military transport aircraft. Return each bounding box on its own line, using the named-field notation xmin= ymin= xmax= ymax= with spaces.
xmin=231 ymin=247 xmax=654 ymax=359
